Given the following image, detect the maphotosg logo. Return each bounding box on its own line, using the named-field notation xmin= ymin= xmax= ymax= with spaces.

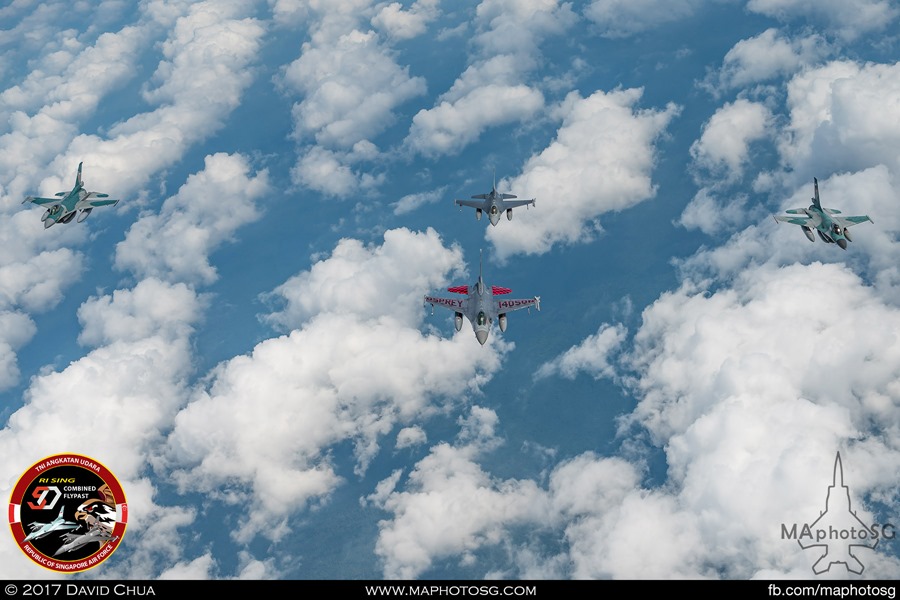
xmin=8 ymin=453 xmax=128 ymax=573
xmin=781 ymin=452 xmax=895 ymax=575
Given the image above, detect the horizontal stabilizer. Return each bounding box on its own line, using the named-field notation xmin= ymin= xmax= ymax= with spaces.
xmin=447 ymin=285 xmax=468 ymax=294
xmin=94 ymin=193 xmax=109 ymax=198
xmin=471 ymin=194 xmax=489 ymax=199
xmin=824 ymin=208 xmax=842 ymax=214
xmin=784 ymin=208 xmax=806 ymax=214
xmin=55 ymin=192 xmax=66 ymax=196
xmin=491 ymin=286 xmax=511 ymax=295
xmin=500 ymin=193 xmax=517 ymax=199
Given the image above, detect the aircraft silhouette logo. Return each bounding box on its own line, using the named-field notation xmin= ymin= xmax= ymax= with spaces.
xmin=794 ymin=453 xmax=878 ymax=575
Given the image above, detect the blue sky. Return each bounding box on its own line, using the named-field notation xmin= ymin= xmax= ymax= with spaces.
xmin=1 ymin=0 xmax=899 ymax=580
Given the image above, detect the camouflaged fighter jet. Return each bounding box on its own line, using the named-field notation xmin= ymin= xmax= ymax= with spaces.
xmin=425 ymin=253 xmax=540 ymax=345
xmin=23 ymin=162 xmax=119 ymax=228
xmin=774 ymin=178 xmax=873 ymax=249
xmin=455 ymin=172 xmax=535 ymax=226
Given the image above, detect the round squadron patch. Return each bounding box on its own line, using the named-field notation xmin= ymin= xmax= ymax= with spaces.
xmin=8 ymin=453 xmax=127 ymax=573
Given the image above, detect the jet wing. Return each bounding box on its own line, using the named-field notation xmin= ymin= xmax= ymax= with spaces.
xmin=834 ymin=215 xmax=874 ymax=227
xmin=425 ymin=295 xmax=467 ymax=312
xmin=455 ymin=199 xmax=486 ymax=209
xmin=774 ymin=215 xmax=814 ymax=226
xmin=501 ymin=198 xmax=535 ymax=209
xmin=84 ymin=198 xmax=119 ymax=208
xmin=23 ymin=196 xmax=60 ymax=205
xmin=78 ymin=192 xmax=119 ymax=208
xmin=495 ymin=297 xmax=540 ymax=313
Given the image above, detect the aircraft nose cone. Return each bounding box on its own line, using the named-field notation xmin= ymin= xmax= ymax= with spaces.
xmin=44 ymin=219 xmax=54 ymax=229
xmin=837 ymin=239 xmax=847 ymax=250
xmin=475 ymin=330 xmax=488 ymax=345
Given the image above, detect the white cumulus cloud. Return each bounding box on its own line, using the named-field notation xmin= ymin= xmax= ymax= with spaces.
xmin=703 ymin=28 xmax=830 ymax=94
xmin=279 ymin=3 xmax=427 ymax=195
xmin=404 ymin=0 xmax=576 ymax=156
xmin=583 ymin=0 xmax=704 ymax=38
xmin=689 ymin=99 xmax=773 ymax=181
xmin=535 ymin=323 xmax=626 ymax=380
xmin=115 ymin=153 xmax=269 ymax=285
xmin=487 ymin=88 xmax=679 ymax=260
xmin=746 ymin=0 xmax=899 ymax=41
xmin=370 ymin=406 xmax=550 ymax=579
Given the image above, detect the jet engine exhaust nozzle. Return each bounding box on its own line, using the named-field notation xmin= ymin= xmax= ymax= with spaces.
xmin=802 ymin=225 xmax=815 ymax=242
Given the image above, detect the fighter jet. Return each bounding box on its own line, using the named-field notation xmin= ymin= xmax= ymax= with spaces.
xmin=424 ymin=253 xmax=540 ymax=345
xmin=774 ymin=178 xmax=873 ymax=249
xmin=23 ymin=162 xmax=119 ymax=228
xmin=22 ymin=507 xmax=79 ymax=543
xmin=54 ymin=527 xmax=116 ymax=557
xmin=455 ymin=172 xmax=535 ymax=226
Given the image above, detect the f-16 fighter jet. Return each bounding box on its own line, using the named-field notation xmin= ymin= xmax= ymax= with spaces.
xmin=774 ymin=178 xmax=873 ymax=249
xmin=455 ymin=172 xmax=535 ymax=226
xmin=23 ymin=507 xmax=79 ymax=543
xmin=23 ymin=162 xmax=119 ymax=228
xmin=425 ymin=254 xmax=540 ymax=345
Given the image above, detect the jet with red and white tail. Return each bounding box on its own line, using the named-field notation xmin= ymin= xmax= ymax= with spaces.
xmin=425 ymin=252 xmax=540 ymax=345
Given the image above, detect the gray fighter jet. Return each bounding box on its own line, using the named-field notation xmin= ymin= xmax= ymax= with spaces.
xmin=455 ymin=173 xmax=535 ymax=226
xmin=425 ymin=254 xmax=540 ymax=345
xmin=54 ymin=527 xmax=116 ymax=556
xmin=23 ymin=506 xmax=79 ymax=542
xmin=23 ymin=162 xmax=119 ymax=228
xmin=774 ymin=178 xmax=873 ymax=249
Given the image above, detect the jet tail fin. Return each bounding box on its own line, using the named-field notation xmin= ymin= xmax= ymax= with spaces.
xmin=812 ymin=177 xmax=821 ymax=209
xmin=479 ymin=248 xmax=483 ymax=282
xmin=76 ymin=162 xmax=83 ymax=188
xmin=475 ymin=249 xmax=485 ymax=295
